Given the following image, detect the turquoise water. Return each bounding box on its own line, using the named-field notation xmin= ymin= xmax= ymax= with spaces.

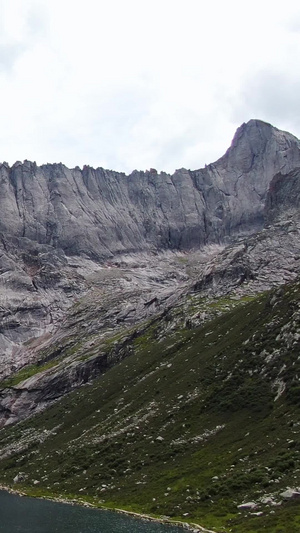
xmin=0 ymin=490 xmax=185 ymax=532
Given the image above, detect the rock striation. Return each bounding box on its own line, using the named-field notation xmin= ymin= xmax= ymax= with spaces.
xmin=265 ymin=167 xmax=300 ymax=223
xmin=192 ymin=164 xmax=300 ymax=297
xmin=0 ymin=119 xmax=299 ymax=260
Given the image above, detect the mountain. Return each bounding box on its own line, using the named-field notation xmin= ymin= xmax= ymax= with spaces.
xmin=1 ymin=119 xmax=300 ymax=532
xmin=1 ymin=119 xmax=300 ymax=368
xmin=1 ymin=119 xmax=299 ymax=259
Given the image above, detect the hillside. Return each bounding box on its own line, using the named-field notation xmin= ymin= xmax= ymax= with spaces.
xmin=1 ymin=279 xmax=300 ymax=532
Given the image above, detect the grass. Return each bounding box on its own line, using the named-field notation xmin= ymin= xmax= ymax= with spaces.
xmin=0 ymin=359 xmax=60 ymax=388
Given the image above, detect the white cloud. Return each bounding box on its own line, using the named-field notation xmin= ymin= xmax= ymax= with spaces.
xmin=0 ymin=0 xmax=299 ymax=173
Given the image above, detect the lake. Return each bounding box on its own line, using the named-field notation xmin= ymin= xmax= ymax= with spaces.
xmin=0 ymin=490 xmax=185 ymax=532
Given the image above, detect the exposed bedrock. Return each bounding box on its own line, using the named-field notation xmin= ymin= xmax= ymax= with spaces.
xmin=0 ymin=119 xmax=299 ymax=260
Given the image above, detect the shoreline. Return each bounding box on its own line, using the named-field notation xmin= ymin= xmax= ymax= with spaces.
xmin=0 ymin=484 xmax=218 ymax=533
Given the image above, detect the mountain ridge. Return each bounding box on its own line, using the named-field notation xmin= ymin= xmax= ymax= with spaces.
xmin=1 ymin=119 xmax=300 ymax=259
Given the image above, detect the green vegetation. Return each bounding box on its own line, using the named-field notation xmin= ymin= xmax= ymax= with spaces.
xmin=0 ymin=359 xmax=60 ymax=388
xmin=1 ymin=281 xmax=300 ymax=531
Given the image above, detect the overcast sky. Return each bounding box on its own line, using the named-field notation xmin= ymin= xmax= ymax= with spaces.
xmin=0 ymin=0 xmax=300 ymax=174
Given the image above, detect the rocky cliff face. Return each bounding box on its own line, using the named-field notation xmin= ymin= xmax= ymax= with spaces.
xmin=0 ymin=119 xmax=299 ymax=259
xmin=192 ymin=164 xmax=300 ymax=298
xmin=265 ymin=167 xmax=300 ymax=222
xmin=191 ymin=120 xmax=300 ymax=240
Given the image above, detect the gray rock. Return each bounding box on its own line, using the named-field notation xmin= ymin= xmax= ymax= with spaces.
xmin=0 ymin=120 xmax=299 ymax=261
xmin=13 ymin=472 xmax=26 ymax=483
xmin=280 ymin=488 xmax=300 ymax=499
xmin=237 ymin=501 xmax=258 ymax=510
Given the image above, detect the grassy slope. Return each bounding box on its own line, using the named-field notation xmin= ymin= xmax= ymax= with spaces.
xmin=1 ymin=283 xmax=300 ymax=531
